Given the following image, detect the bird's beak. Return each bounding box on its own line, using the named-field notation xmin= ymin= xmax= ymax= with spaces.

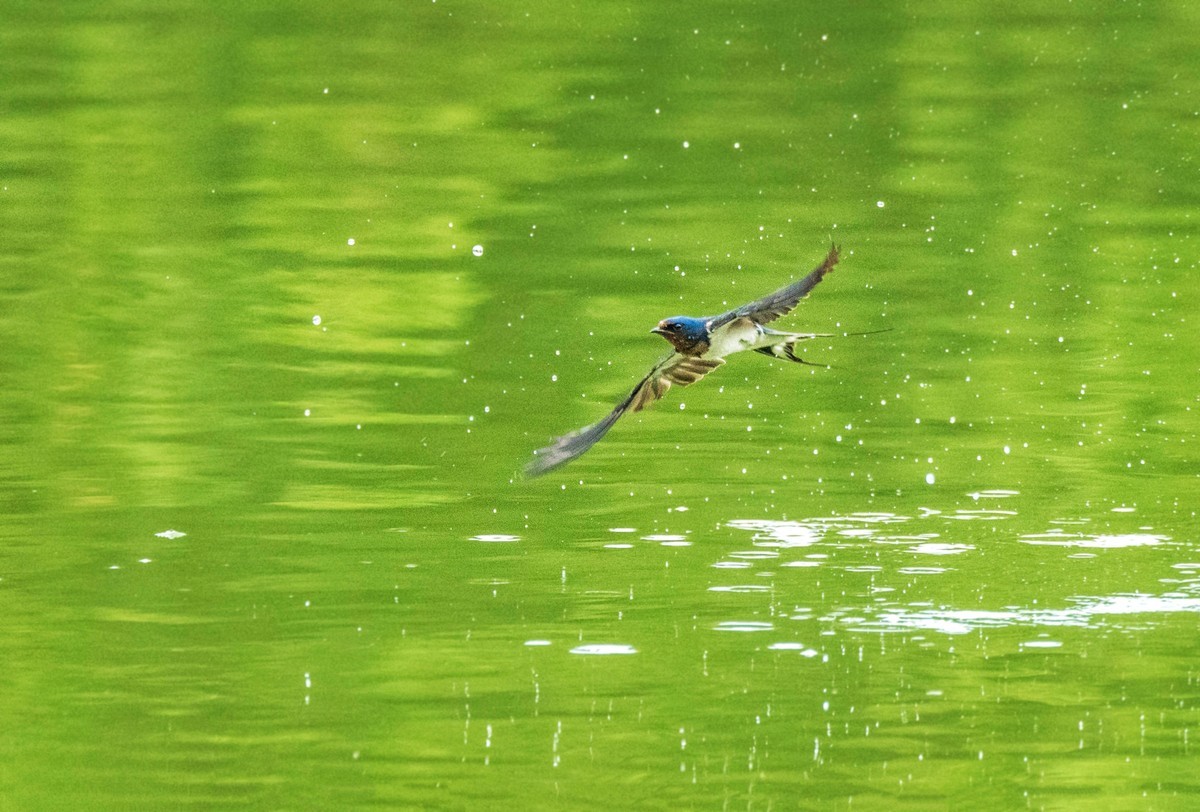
xmin=650 ymin=323 xmax=668 ymax=336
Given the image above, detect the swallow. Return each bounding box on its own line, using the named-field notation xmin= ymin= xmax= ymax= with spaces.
xmin=525 ymin=244 xmax=856 ymax=477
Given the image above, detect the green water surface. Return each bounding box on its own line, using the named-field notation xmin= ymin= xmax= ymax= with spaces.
xmin=1 ymin=1 xmax=1197 ymax=809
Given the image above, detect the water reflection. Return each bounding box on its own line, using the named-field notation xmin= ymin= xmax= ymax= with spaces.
xmin=569 ymin=643 xmax=638 ymax=656
xmin=712 ymin=500 xmax=1196 ymax=637
xmin=471 ymin=533 xmax=521 ymax=543
xmin=713 ymin=621 xmax=774 ymax=633
xmin=1020 ymin=531 xmax=1166 ymax=548
xmin=4 ymin=0 xmax=1198 ymax=805
xmin=863 ymin=592 xmax=1200 ymax=636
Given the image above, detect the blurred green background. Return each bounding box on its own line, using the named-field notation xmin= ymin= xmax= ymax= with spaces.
xmin=1 ymin=1 xmax=1197 ymax=808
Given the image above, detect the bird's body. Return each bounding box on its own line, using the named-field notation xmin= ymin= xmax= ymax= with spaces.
xmin=525 ymin=245 xmax=856 ymax=477
xmin=705 ymin=319 xmax=781 ymax=357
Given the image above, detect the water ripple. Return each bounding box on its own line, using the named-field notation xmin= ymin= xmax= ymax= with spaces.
xmin=570 ymin=644 xmax=638 ymax=656
xmin=855 ymin=591 xmax=1200 ymax=635
xmin=1020 ymin=531 xmax=1167 ymax=548
xmin=714 ymin=621 xmax=774 ymax=633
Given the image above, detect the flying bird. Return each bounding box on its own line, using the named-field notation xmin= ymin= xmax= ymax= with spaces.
xmin=525 ymin=244 xmax=855 ymax=477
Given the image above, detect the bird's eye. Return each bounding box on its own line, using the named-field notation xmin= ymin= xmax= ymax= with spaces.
xmin=668 ymin=323 xmax=680 ymax=332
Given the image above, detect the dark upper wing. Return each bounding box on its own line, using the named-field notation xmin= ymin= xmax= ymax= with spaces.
xmin=708 ymin=244 xmax=840 ymax=330
xmin=524 ymin=354 xmax=725 ymax=477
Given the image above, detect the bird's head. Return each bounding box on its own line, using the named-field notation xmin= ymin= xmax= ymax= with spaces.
xmin=651 ymin=316 xmax=710 ymax=354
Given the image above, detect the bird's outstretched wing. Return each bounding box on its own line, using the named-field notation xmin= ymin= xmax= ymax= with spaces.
xmin=708 ymin=244 xmax=840 ymax=330
xmin=524 ymin=354 xmax=725 ymax=477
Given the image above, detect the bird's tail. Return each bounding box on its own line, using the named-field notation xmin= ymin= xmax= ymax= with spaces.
xmin=755 ymin=328 xmax=890 ymax=367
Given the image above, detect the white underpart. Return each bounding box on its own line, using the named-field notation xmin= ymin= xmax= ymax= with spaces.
xmin=705 ymin=318 xmax=774 ymax=358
